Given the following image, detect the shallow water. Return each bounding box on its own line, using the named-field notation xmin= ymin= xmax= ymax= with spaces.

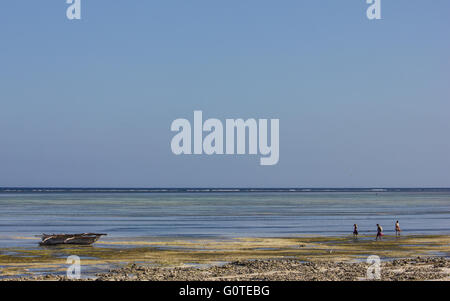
xmin=0 ymin=191 xmax=449 ymax=248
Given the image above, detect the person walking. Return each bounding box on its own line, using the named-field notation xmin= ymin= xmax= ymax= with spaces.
xmin=395 ymin=220 xmax=401 ymax=237
xmin=353 ymin=224 xmax=359 ymax=239
xmin=376 ymin=224 xmax=384 ymax=241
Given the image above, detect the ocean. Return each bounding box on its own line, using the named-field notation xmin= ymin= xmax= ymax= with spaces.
xmin=1 ymin=189 xmax=450 ymax=248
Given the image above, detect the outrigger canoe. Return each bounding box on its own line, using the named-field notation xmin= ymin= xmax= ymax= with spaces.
xmin=39 ymin=233 xmax=106 ymax=246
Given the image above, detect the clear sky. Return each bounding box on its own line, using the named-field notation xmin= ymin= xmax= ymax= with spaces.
xmin=1 ymin=0 xmax=449 ymax=187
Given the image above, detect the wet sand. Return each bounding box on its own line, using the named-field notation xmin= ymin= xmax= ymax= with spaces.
xmin=1 ymin=235 xmax=449 ymax=281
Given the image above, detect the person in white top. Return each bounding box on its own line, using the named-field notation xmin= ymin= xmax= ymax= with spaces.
xmin=395 ymin=220 xmax=401 ymax=237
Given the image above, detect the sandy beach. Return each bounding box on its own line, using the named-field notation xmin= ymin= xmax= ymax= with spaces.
xmin=1 ymin=234 xmax=449 ymax=281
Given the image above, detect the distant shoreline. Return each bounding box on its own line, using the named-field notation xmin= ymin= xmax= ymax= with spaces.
xmin=2 ymin=187 xmax=450 ymax=193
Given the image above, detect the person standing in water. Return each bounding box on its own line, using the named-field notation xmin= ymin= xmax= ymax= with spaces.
xmin=395 ymin=220 xmax=401 ymax=237
xmin=353 ymin=224 xmax=359 ymax=239
xmin=376 ymin=224 xmax=384 ymax=241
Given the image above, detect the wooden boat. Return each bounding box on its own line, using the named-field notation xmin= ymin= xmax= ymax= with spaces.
xmin=39 ymin=233 xmax=106 ymax=246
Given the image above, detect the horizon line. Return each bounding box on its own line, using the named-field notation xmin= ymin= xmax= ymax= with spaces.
xmin=1 ymin=187 xmax=450 ymax=193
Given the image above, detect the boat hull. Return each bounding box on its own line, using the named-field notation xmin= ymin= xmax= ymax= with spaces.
xmin=39 ymin=233 xmax=106 ymax=246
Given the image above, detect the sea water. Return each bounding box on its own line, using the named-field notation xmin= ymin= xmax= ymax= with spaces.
xmin=1 ymin=189 xmax=449 ymax=248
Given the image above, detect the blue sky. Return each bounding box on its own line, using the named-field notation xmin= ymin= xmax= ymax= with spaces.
xmin=0 ymin=0 xmax=449 ymax=187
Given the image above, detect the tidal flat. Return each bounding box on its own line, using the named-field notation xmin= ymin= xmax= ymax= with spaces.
xmin=0 ymin=234 xmax=449 ymax=280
